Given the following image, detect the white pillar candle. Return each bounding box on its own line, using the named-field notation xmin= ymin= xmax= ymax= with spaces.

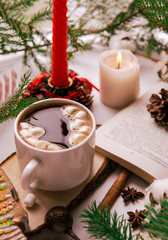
xmin=99 ymin=49 xmax=140 ymax=108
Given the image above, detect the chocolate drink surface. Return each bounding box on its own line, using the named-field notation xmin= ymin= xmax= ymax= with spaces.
xmin=18 ymin=104 xmax=93 ymax=150
xmin=27 ymin=107 xmax=72 ymax=148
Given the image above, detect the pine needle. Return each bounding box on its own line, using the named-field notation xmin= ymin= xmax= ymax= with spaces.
xmin=80 ymin=201 xmax=139 ymax=240
xmin=0 ymin=71 xmax=45 ymax=123
xmin=0 ymin=0 xmax=52 ymax=71
xmin=80 ymin=200 xmax=168 ymax=239
xmin=134 ymin=0 xmax=168 ymax=32
xmin=144 ymin=199 xmax=168 ymax=239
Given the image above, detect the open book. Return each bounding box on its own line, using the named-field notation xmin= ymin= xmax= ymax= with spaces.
xmin=96 ymin=81 xmax=168 ymax=183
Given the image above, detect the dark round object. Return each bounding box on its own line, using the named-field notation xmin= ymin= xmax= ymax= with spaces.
xmin=45 ymin=206 xmax=73 ymax=233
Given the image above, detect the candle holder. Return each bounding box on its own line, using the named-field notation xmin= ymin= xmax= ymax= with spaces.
xmin=23 ymin=70 xmax=98 ymax=107
xmin=47 ymin=77 xmax=73 ymax=89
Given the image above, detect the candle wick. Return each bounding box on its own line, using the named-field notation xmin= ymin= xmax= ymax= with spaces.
xmin=117 ymin=63 xmax=120 ymax=69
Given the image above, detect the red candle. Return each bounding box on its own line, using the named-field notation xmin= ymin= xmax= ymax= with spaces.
xmin=51 ymin=0 xmax=69 ymax=88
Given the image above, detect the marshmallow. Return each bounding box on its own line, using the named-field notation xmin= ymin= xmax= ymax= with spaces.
xmin=26 ymin=137 xmax=38 ymax=146
xmin=19 ymin=122 xmax=47 ymax=149
xmin=20 ymin=122 xmax=31 ymax=129
xmin=64 ymin=106 xmax=77 ymax=114
xmin=35 ymin=140 xmax=47 ymax=149
xmin=24 ymin=193 xmax=36 ymax=207
xmin=62 ymin=105 xmax=92 ymax=146
xmin=79 ymin=126 xmax=91 ymax=134
xmin=72 ymin=119 xmax=85 ymax=129
xmin=71 ymin=133 xmax=86 ymax=144
xmin=75 ymin=111 xmax=86 ymax=119
xmin=47 ymin=143 xmax=62 ymax=150
xmin=30 ymin=127 xmax=45 ymax=138
xmin=19 ymin=129 xmax=31 ymax=138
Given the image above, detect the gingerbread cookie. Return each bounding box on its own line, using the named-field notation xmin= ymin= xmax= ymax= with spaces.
xmin=0 ymin=168 xmax=28 ymax=239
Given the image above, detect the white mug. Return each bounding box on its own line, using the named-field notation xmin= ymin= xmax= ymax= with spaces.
xmin=14 ymin=99 xmax=96 ymax=192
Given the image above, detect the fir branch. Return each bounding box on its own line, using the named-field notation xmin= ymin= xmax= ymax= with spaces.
xmin=132 ymin=0 xmax=168 ymax=56
xmin=105 ymin=1 xmax=140 ymax=36
xmin=29 ymin=5 xmax=53 ymax=25
xmin=68 ymin=0 xmax=168 ymax=58
xmin=67 ymin=24 xmax=91 ymax=58
xmin=80 ymin=201 xmax=139 ymax=240
xmin=80 ymin=200 xmax=168 ymax=240
xmin=0 ymin=1 xmax=23 ymax=35
xmin=29 ymin=49 xmax=48 ymax=72
xmin=134 ymin=28 xmax=165 ymax=55
xmin=144 ymin=199 xmax=168 ymax=239
xmin=134 ymin=0 xmax=168 ymax=32
xmin=15 ymin=71 xmax=31 ymax=95
xmin=0 ymin=0 xmax=168 ymax=71
xmin=0 ymin=0 xmax=52 ymax=71
xmin=67 ymin=25 xmax=85 ymax=51
xmin=8 ymin=0 xmax=39 ymax=11
xmin=0 ymin=71 xmax=44 ymax=123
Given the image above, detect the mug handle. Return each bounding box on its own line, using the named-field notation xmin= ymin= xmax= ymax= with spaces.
xmin=21 ymin=158 xmax=40 ymax=191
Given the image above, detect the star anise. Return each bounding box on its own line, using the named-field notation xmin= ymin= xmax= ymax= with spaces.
xmin=121 ymin=186 xmax=145 ymax=203
xmin=127 ymin=209 xmax=147 ymax=228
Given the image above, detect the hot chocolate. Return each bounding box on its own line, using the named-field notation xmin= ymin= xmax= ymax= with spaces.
xmin=18 ymin=104 xmax=93 ymax=150
xmin=15 ymin=98 xmax=96 ymax=191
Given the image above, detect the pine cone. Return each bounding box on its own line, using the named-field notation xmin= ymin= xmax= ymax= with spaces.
xmin=23 ymin=82 xmax=47 ymax=99
xmin=69 ymin=80 xmax=93 ymax=107
xmin=147 ymin=88 xmax=168 ymax=125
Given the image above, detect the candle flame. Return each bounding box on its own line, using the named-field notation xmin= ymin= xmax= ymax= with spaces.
xmin=117 ymin=51 xmax=122 ymax=69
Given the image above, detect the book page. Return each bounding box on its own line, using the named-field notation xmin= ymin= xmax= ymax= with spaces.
xmin=96 ymin=81 xmax=168 ymax=183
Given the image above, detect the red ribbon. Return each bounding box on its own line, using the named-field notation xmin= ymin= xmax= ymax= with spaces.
xmin=69 ymin=70 xmax=99 ymax=92
xmin=28 ymin=73 xmax=51 ymax=90
xmin=77 ymin=77 xmax=99 ymax=92
xmin=45 ymin=90 xmax=62 ymax=98
xmin=65 ymin=91 xmax=83 ymax=99
xmin=45 ymin=90 xmax=83 ymax=100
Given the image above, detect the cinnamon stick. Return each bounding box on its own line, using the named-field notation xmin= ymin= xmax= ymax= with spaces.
xmin=99 ymin=168 xmax=131 ymax=209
